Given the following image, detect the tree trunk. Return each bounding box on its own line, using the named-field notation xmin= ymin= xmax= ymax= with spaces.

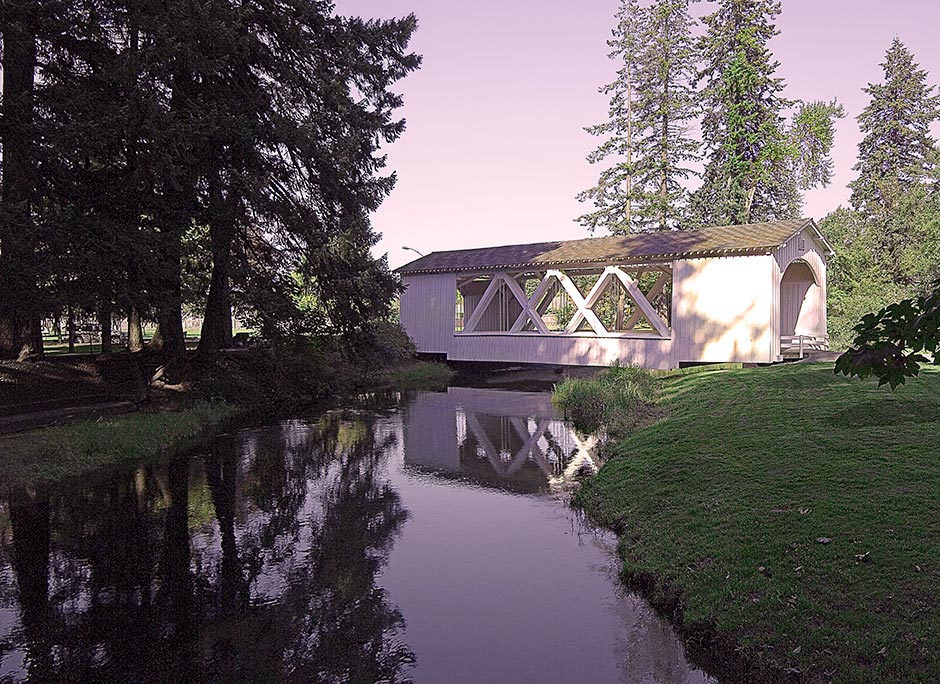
xmin=625 ymin=69 xmax=633 ymax=231
xmin=154 ymin=64 xmax=195 ymax=363
xmin=98 ymin=308 xmax=113 ymax=354
xmin=0 ymin=8 xmax=42 ymax=360
xmin=128 ymin=305 xmax=144 ymax=352
xmin=156 ymin=286 xmax=186 ymax=359
xmin=661 ymin=109 xmax=669 ymax=231
xmin=149 ymin=322 xmax=163 ymax=351
xmin=199 ymin=174 xmax=236 ymax=354
xmin=67 ymin=307 xmax=76 ymax=353
xmin=744 ymin=184 xmax=757 ymax=223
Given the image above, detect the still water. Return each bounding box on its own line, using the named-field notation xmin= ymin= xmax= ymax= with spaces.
xmin=0 ymin=388 xmax=713 ymax=683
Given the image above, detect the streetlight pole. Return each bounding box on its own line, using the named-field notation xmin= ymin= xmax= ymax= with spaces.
xmin=402 ymin=246 xmax=425 ymax=258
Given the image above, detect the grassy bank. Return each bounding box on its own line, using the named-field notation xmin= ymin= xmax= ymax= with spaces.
xmin=392 ymin=361 xmax=455 ymax=391
xmin=572 ymin=363 xmax=940 ymax=683
xmin=0 ymin=401 xmax=239 ymax=484
xmin=553 ymin=364 xmax=661 ymax=435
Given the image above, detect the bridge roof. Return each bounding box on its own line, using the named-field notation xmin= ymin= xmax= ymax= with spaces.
xmin=397 ymin=218 xmax=830 ymax=275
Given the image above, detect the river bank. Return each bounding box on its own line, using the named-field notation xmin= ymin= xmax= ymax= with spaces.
xmin=0 ymin=401 xmax=240 ymax=485
xmin=0 ymin=323 xmax=452 ymax=486
xmin=573 ymin=363 xmax=940 ymax=683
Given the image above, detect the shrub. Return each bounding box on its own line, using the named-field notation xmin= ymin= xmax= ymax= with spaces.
xmin=393 ymin=361 xmax=455 ymax=391
xmin=552 ymin=365 xmax=659 ymax=434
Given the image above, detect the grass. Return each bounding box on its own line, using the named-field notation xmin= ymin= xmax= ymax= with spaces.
xmin=574 ymin=363 xmax=940 ymax=683
xmin=392 ymin=361 xmax=456 ymax=391
xmin=0 ymin=400 xmax=239 ymax=484
xmin=552 ymin=365 xmax=660 ymax=434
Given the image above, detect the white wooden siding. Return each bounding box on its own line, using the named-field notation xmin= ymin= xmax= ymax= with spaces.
xmin=772 ymin=228 xmax=829 ymax=352
xmin=448 ymin=334 xmax=675 ymax=369
xmin=780 ymin=262 xmax=825 ymax=336
xmin=672 ymin=255 xmax=775 ymax=364
xmin=400 ymin=273 xmax=456 ymax=354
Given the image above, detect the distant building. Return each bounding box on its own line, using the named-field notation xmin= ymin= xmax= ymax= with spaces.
xmin=396 ymin=218 xmax=832 ymax=368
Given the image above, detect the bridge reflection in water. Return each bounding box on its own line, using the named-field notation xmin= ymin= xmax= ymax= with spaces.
xmin=402 ymin=388 xmax=602 ymax=494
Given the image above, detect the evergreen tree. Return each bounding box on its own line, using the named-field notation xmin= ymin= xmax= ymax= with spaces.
xmin=849 ymin=38 xmax=940 ymax=216
xmin=690 ymin=0 xmax=842 ymax=227
xmin=0 ymin=0 xmax=420 ymax=361
xmin=690 ymin=0 xmax=792 ymax=226
xmin=0 ymin=0 xmax=46 ymax=359
xmin=632 ymin=0 xmax=700 ymax=230
xmin=577 ymin=0 xmax=646 ymax=233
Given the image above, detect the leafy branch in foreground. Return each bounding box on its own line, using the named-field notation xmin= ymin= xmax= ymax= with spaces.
xmin=835 ymin=284 xmax=940 ymax=387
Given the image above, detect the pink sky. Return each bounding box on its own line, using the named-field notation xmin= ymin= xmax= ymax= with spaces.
xmin=335 ymin=0 xmax=940 ymax=269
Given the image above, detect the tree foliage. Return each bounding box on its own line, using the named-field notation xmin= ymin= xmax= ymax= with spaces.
xmin=0 ymin=0 xmax=420 ymax=360
xmin=632 ymin=0 xmax=701 ymax=231
xmin=849 ymin=38 xmax=940 ymax=216
xmin=577 ymin=0 xmax=647 ymax=234
xmin=581 ymin=0 xmax=842 ymax=234
xmin=690 ymin=0 xmax=843 ymax=227
xmin=835 ymin=285 xmax=940 ymax=388
xmin=830 ymin=39 xmax=940 ymax=385
xmin=579 ymin=0 xmax=701 ymax=234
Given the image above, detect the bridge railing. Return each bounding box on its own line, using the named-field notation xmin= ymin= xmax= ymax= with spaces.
xmin=780 ymin=334 xmax=830 ymax=359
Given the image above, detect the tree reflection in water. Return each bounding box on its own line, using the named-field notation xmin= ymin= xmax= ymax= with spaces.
xmin=0 ymin=411 xmax=413 ymax=683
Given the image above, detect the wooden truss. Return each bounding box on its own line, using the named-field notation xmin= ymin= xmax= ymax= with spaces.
xmin=460 ymin=266 xmax=670 ymax=337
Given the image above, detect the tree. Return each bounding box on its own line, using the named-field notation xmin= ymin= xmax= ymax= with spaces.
xmin=0 ymin=0 xmax=420 ymax=363
xmin=849 ymin=38 xmax=940 ymax=217
xmin=691 ymin=0 xmax=791 ymax=226
xmin=0 ymin=0 xmax=45 ymax=359
xmin=690 ymin=0 xmax=842 ymax=227
xmin=828 ymin=40 xmax=940 ymax=359
xmin=835 ymin=284 xmax=940 ymax=388
xmin=577 ymin=0 xmax=646 ymax=234
xmin=632 ymin=0 xmax=700 ymax=230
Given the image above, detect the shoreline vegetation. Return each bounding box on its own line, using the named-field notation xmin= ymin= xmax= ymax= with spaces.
xmin=560 ymin=363 xmax=940 ymax=683
xmin=0 ymin=401 xmax=239 ymax=485
xmin=0 ymin=321 xmax=453 ymax=485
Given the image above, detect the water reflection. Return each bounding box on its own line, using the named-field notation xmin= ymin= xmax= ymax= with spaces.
xmin=0 ymin=412 xmax=413 ymax=683
xmin=0 ymin=389 xmax=712 ymax=684
xmin=403 ymin=388 xmax=602 ymax=493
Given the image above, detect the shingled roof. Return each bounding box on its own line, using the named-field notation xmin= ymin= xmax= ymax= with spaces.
xmin=397 ymin=218 xmax=830 ymax=275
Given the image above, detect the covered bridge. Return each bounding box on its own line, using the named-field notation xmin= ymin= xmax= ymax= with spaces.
xmin=396 ymin=218 xmax=833 ymax=369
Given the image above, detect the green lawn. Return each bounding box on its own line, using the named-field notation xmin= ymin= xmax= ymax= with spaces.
xmin=0 ymin=400 xmax=239 ymax=484
xmin=575 ymin=363 xmax=940 ymax=683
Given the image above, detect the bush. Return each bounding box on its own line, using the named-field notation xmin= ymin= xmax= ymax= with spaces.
xmin=552 ymin=365 xmax=659 ymax=434
xmin=392 ymin=361 xmax=455 ymax=391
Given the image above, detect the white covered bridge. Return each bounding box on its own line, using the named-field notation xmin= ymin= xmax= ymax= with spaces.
xmin=396 ymin=218 xmax=833 ymax=369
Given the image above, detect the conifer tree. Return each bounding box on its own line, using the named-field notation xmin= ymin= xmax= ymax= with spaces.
xmin=690 ymin=0 xmax=792 ymax=226
xmin=690 ymin=0 xmax=842 ymax=227
xmin=632 ymin=0 xmax=700 ymax=230
xmin=0 ymin=0 xmax=45 ymax=359
xmin=577 ymin=0 xmax=645 ymax=233
xmin=849 ymin=38 xmax=940 ymax=216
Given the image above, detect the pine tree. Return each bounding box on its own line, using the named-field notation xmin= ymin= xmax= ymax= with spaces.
xmin=690 ymin=0 xmax=792 ymax=226
xmin=577 ymin=0 xmax=646 ymax=234
xmin=632 ymin=0 xmax=700 ymax=230
xmin=0 ymin=0 xmax=46 ymax=359
xmin=849 ymin=38 xmax=940 ymax=216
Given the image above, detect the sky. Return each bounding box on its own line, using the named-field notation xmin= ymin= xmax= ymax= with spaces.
xmin=334 ymin=0 xmax=940 ymax=269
